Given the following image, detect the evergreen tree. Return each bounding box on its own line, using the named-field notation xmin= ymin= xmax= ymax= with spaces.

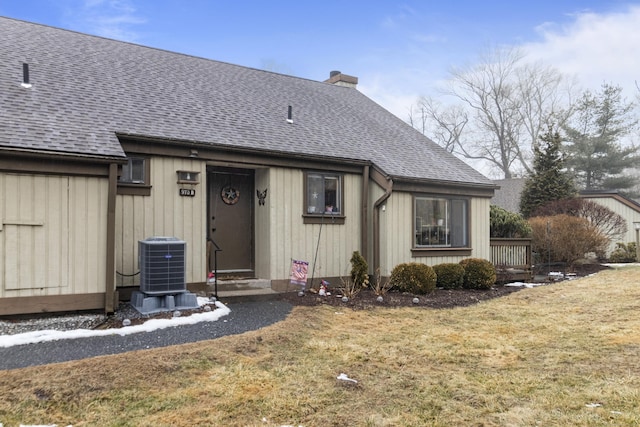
xmin=519 ymin=126 xmax=577 ymax=218
xmin=562 ymin=83 xmax=639 ymax=191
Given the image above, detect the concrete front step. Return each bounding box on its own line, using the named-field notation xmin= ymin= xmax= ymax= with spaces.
xmin=210 ymin=278 xmax=281 ymax=302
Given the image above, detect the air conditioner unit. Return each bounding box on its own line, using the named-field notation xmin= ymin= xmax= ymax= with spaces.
xmin=138 ymin=237 xmax=186 ymax=295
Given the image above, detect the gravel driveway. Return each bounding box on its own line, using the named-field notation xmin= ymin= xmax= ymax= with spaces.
xmin=0 ymin=300 xmax=292 ymax=370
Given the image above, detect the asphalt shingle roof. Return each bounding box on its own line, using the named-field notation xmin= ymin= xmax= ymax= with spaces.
xmin=0 ymin=17 xmax=492 ymax=186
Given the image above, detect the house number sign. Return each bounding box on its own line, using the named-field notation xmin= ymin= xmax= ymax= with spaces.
xmin=179 ymin=188 xmax=196 ymax=197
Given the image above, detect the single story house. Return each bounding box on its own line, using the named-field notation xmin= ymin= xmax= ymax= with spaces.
xmin=0 ymin=17 xmax=495 ymax=315
xmin=492 ymin=179 xmax=640 ymax=255
xmin=580 ymin=190 xmax=640 ymax=253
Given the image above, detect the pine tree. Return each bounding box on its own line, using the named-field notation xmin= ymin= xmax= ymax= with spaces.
xmin=519 ymin=126 xmax=577 ymax=218
xmin=562 ymin=83 xmax=639 ymax=191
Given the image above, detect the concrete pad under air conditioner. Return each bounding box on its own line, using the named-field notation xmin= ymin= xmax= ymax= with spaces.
xmin=130 ymin=290 xmax=199 ymax=314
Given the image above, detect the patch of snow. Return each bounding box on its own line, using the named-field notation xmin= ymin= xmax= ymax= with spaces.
xmin=504 ymin=281 xmax=548 ymax=288
xmin=0 ymin=301 xmax=231 ymax=349
xmin=337 ymin=373 xmax=358 ymax=383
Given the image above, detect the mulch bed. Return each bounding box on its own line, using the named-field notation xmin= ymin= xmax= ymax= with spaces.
xmin=95 ymin=263 xmax=611 ymax=328
xmin=279 ymin=262 xmax=611 ymax=310
xmin=278 ymin=286 xmax=523 ymax=310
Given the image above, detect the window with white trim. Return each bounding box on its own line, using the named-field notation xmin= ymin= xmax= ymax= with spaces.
xmin=414 ymin=196 xmax=468 ymax=247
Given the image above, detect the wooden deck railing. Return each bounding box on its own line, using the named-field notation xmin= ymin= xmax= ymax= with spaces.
xmin=490 ymin=238 xmax=533 ymax=282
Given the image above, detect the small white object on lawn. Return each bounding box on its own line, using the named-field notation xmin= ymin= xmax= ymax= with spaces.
xmin=376 ymin=295 xmax=384 ymax=303
xmin=341 ymin=296 xmax=349 ymax=302
xmin=412 ymin=297 xmax=420 ymax=304
xmin=337 ymin=373 xmax=358 ymax=383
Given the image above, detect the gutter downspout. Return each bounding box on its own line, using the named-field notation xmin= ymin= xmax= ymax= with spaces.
xmin=372 ymin=173 xmax=393 ymax=276
xmin=361 ymin=165 xmax=370 ymax=257
xmin=105 ymin=163 xmax=118 ymax=313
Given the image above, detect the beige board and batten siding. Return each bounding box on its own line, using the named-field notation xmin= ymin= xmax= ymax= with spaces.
xmin=0 ymin=172 xmax=108 ymax=298
xmin=267 ymin=167 xmax=363 ymax=283
xmin=115 ymin=156 xmax=206 ymax=287
xmin=378 ymin=192 xmax=491 ymax=275
xmin=254 ymin=168 xmax=271 ymax=279
xmin=582 ymin=195 xmax=640 ymax=255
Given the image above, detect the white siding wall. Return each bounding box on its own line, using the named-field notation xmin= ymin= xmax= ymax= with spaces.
xmin=116 ymin=157 xmax=206 ymax=286
xmin=267 ymin=167 xmax=362 ymax=280
xmin=0 ymin=173 xmax=108 ymax=298
xmin=378 ymin=192 xmax=491 ymax=276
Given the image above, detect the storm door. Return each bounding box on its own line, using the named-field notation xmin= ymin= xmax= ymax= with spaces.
xmin=207 ymin=168 xmax=254 ymax=277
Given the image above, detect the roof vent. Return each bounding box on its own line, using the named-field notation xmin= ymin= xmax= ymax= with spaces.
xmin=287 ymin=105 xmax=293 ymax=124
xmin=21 ymin=63 xmax=32 ymax=88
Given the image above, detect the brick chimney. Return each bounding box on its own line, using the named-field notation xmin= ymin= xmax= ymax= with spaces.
xmin=324 ymin=70 xmax=358 ymax=88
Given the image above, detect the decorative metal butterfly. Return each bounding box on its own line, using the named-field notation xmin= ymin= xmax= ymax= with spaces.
xmin=256 ymin=188 xmax=268 ymax=205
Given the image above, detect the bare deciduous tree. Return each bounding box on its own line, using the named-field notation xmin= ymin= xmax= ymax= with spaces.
xmin=532 ymin=198 xmax=627 ymax=242
xmin=410 ymin=47 xmax=575 ymax=178
xmin=408 ymin=98 xmax=467 ymax=154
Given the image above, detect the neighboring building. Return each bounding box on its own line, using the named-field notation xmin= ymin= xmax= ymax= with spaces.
xmin=580 ymin=191 xmax=640 ymax=253
xmin=491 ymin=178 xmax=526 ymax=214
xmin=492 ymin=178 xmax=640 ymax=256
xmin=0 ymin=17 xmax=495 ymax=315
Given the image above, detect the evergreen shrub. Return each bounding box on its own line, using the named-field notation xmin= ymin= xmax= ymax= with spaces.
xmin=490 ymin=205 xmax=532 ymax=238
xmin=389 ymin=263 xmax=437 ymax=294
xmin=608 ymin=242 xmax=637 ymax=263
xmin=349 ymin=251 xmax=369 ymax=287
xmin=459 ymin=258 xmax=496 ymax=289
xmin=433 ymin=263 xmax=465 ymax=289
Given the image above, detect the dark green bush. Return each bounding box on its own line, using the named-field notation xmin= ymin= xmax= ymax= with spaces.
xmin=490 ymin=205 xmax=532 ymax=238
xmin=609 ymin=242 xmax=637 ymax=263
xmin=350 ymin=251 xmax=369 ymax=287
xmin=433 ymin=263 xmax=465 ymax=289
xmin=389 ymin=262 xmax=437 ymax=294
xmin=459 ymin=258 xmax=496 ymax=290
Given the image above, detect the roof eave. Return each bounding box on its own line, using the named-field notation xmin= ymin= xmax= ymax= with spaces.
xmin=0 ymin=146 xmax=127 ymax=163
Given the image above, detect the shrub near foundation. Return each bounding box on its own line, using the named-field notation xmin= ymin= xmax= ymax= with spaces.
xmin=349 ymin=251 xmax=369 ymax=287
xmin=433 ymin=263 xmax=465 ymax=289
xmin=609 ymin=242 xmax=637 ymax=263
xmin=459 ymin=258 xmax=496 ymax=289
xmin=389 ymin=262 xmax=437 ymax=294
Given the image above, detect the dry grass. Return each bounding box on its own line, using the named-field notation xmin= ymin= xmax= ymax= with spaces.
xmin=2 ymin=267 xmax=640 ymax=426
